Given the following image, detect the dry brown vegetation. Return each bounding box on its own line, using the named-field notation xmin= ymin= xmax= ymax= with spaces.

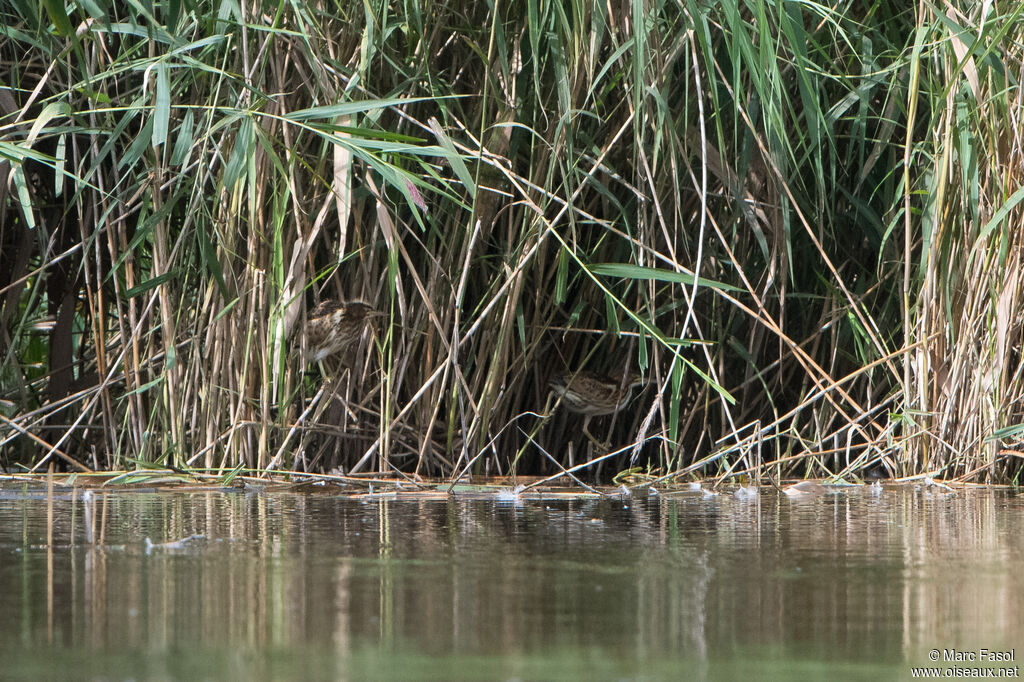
xmin=1 ymin=1 xmax=1023 ymax=483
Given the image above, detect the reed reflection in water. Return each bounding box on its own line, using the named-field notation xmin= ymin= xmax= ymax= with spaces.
xmin=0 ymin=482 xmax=1020 ymax=679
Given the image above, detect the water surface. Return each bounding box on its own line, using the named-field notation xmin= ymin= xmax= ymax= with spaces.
xmin=0 ymin=480 xmax=1020 ymax=680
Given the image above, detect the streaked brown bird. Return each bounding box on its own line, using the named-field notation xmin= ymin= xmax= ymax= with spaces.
xmin=549 ymin=370 xmax=646 ymax=446
xmin=305 ymin=300 xmax=382 ymax=363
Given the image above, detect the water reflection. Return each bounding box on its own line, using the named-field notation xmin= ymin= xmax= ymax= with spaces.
xmin=0 ymin=483 xmax=1020 ymax=679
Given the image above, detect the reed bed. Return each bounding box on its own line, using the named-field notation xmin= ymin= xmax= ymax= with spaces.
xmin=1 ymin=1 xmax=1022 ymax=484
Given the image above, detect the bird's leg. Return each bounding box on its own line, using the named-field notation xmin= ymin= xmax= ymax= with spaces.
xmin=321 ymin=360 xmax=359 ymax=423
xmin=581 ymin=416 xmax=610 ymax=451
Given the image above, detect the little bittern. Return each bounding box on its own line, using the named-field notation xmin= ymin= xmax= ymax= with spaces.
xmin=549 ymin=370 xmax=646 ymax=446
xmin=305 ymin=300 xmax=382 ymax=363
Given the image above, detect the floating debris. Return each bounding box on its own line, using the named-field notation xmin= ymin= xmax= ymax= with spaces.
xmin=145 ymin=534 xmax=206 ymax=555
xmin=923 ymin=477 xmax=955 ymax=493
xmin=495 ymin=485 xmax=526 ymax=505
xmin=734 ymin=486 xmax=759 ymax=500
xmin=782 ymin=481 xmax=827 ymax=497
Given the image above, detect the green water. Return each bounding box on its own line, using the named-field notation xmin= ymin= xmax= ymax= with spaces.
xmin=0 ymin=482 xmax=1020 ymax=680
